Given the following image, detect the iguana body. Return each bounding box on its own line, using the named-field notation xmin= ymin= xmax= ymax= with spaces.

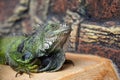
xmin=0 ymin=23 xmax=71 ymax=76
xmin=0 ymin=36 xmax=25 ymax=64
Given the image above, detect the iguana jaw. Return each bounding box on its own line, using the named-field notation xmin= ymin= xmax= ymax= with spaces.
xmin=46 ymin=24 xmax=71 ymax=52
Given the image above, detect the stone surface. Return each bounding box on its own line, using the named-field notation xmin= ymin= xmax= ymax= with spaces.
xmin=0 ymin=0 xmax=30 ymax=36
xmin=85 ymin=0 xmax=120 ymax=20
xmin=50 ymin=0 xmax=79 ymax=14
xmin=0 ymin=0 xmax=19 ymax=22
xmin=78 ymin=22 xmax=120 ymax=73
xmin=64 ymin=10 xmax=82 ymax=52
xmin=0 ymin=53 xmax=119 ymax=80
xmin=0 ymin=0 xmax=80 ymax=36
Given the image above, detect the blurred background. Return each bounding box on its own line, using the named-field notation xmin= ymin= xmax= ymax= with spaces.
xmin=0 ymin=0 xmax=120 ymax=73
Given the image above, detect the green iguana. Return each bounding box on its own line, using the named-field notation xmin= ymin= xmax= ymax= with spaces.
xmin=0 ymin=22 xmax=72 ymax=77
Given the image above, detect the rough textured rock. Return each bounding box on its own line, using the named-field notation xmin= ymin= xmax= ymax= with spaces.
xmin=0 ymin=0 xmax=30 ymax=36
xmin=85 ymin=0 xmax=120 ymax=20
xmin=64 ymin=10 xmax=82 ymax=52
xmin=0 ymin=0 xmax=80 ymax=36
xmin=50 ymin=0 xmax=79 ymax=14
xmin=78 ymin=22 xmax=120 ymax=72
xmin=0 ymin=0 xmax=19 ymax=22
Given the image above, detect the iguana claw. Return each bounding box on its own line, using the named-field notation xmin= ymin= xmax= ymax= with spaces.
xmin=15 ymin=71 xmax=32 ymax=78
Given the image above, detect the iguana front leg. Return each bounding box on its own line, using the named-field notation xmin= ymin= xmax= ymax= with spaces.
xmin=8 ymin=52 xmax=40 ymax=77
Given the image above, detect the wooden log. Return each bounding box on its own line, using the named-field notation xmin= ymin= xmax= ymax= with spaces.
xmin=0 ymin=53 xmax=119 ymax=80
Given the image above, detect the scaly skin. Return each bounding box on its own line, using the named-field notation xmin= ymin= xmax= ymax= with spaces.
xmin=0 ymin=36 xmax=39 ymax=76
xmin=0 ymin=36 xmax=24 ymax=64
xmin=0 ymin=22 xmax=71 ymax=76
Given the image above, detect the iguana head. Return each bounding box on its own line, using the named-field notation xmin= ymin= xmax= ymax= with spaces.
xmin=37 ymin=23 xmax=71 ymax=52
